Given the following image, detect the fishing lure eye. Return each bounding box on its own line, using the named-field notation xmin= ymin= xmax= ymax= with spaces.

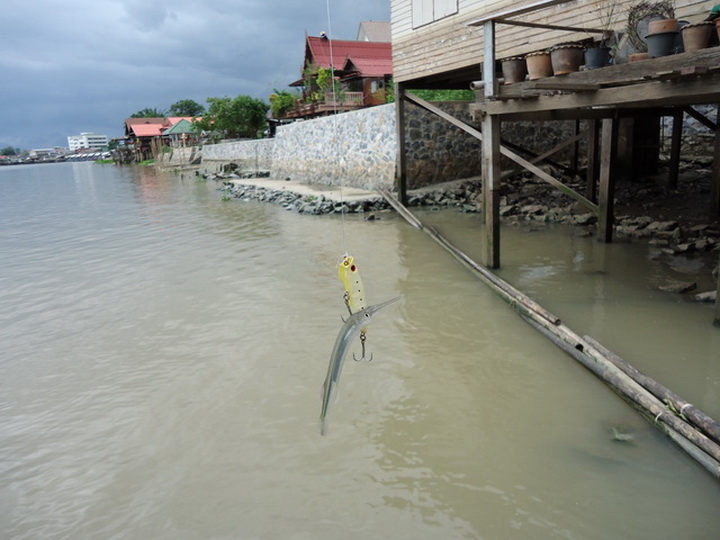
xmin=350 ymin=265 xmax=356 ymax=272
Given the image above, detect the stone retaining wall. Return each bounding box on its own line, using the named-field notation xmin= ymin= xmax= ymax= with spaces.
xmin=193 ymin=101 xmax=713 ymax=188
xmin=272 ymin=104 xmax=396 ymax=190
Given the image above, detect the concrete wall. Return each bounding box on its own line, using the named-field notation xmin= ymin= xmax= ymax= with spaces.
xmin=201 ymin=139 xmax=274 ymax=173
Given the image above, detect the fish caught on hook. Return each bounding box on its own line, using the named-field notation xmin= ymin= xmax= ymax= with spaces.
xmin=319 ymin=296 xmax=401 ymax=436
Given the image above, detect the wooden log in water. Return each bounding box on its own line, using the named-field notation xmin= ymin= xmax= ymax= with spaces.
xmin=584 ymin=336 xmax=720 ymax=447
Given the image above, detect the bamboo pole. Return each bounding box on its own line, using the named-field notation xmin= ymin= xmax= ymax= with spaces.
xmin=584 ymin=336 xmax=720 ymax=446
xmin=377 ymin=187 xmax=720 ymax=479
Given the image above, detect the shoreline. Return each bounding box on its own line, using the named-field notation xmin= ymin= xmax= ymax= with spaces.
xmin=211 ymin=168 xmax=719 ymax=300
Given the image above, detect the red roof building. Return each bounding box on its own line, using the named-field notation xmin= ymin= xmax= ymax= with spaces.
xmin=285 ymin=34 xmax=393 ymax=119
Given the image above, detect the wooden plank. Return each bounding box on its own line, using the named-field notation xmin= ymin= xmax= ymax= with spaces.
xmin=499 ymin=144 xmax=599 ymax=213
xmin=525 ymin=80 xmax=600 ymax=91
xmin=598 ymin=117 xmax=619 ymax=243
xmin=493 ymin=19 xmax=605 ymax=33
xmin=477 ymin=72 xmax=720 ymax=115
xmin=466 ymin=0 xmax=577 ymax=26
xmin=405 ymin=92 xmax=485 ymax=141
xmin=683 ymin=105 xmax=718 ymax=131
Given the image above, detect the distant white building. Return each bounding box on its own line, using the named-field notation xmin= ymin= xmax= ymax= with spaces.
xmin=67 ymin=132 xmax=108 ymax=151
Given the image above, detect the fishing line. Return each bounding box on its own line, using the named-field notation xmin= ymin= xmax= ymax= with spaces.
xmin=325 ymin=0 xmax=347 ymax=256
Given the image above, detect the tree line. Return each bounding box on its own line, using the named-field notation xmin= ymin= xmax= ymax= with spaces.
xmin=130 ymin=97 xmax=268 ymax=141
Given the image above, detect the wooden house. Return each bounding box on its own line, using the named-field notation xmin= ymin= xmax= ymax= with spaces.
xmin=390 ymin=0 xmax=720 ymax=319
xmin=391 ymin=0 xmax=716 ymax=89
xmin=286 ymin=34 xmax=393 ymax=119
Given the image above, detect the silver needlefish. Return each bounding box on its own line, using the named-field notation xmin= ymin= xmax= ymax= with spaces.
xmin=319 ymin=296 xmax=401 ymax=436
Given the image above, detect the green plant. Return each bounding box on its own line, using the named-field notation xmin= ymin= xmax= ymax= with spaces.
xmin=269 ymin=89 xmax=299 ymax=118
xmin=589 ymin=1 xmax=621 ymax=48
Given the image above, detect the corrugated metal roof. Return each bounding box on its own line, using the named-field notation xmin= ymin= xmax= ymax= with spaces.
xmin=342 ymin=56 xmax=393 ymax=78
xmin=132 ymin=124 xmax=164 ymax=137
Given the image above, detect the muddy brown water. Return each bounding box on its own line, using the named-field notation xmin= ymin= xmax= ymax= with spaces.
xmin=1 ymin=162 xmax=718 ymax=539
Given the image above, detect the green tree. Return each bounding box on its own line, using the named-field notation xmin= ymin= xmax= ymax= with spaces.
xmin=168 ymin=99 xmax=205 ymax=117
xmin=130 ymin=107 xmax=166 ymax=118
xmin=193 ymin=95 xmax=269 ymax=139
xmin=269 ymin=89 xmax=298 ymax=118
xmin=1 ymin=146 xmax=17 ymax=156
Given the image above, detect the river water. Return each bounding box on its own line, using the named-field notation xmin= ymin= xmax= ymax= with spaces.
xmin=1 ymin=162 xmax=718 ymax=539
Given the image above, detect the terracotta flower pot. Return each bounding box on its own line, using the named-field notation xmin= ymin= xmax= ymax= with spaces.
xmin=549 ymin=43 xmax=584 ymax=75
xmin=681 ymin=22 xmax=714 ymax=52
xmin=501 ymin=56 xmax=527 ymax=84
xmin=648 ymin=18 xmax=678 ymax=34
xmin=629 ymin=52 xmax=650 ymax=62
xmin=525 ymin=51 xmax=552 ymax=80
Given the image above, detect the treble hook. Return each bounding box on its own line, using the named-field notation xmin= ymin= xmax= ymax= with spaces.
xmin=353 ymin=331 xmax=373 ymax=362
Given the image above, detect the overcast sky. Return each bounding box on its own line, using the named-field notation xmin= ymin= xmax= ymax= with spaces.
xmin=1 ymin=0 xmax=390 ymax=150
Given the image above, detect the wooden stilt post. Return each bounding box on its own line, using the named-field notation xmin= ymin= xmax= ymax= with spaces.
xmin=598 ymin=116 xmax=618 ymax=243
xmin=586 ymin=119 xmax=599 ymax=203
xmin=482 ymin=19 xmax=501 ymax=268
xmin=668 ymin=109 xmax=682 ymax=190
xmin=715 ymin=253 xmax=720 ymax=327
xmin=571 ymin=119 xmax=580 ymax=175
xmin=483 ymin=113 xmax=501 ymax=268
xmin=712 ymin=104 xmax=720 ymax=218
xmin=395 ymin=83 xmax=408 ymax=206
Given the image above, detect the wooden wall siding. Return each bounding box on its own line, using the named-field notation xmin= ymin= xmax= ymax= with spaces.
xmin=391 ymin=0 xmax=716 ymax=85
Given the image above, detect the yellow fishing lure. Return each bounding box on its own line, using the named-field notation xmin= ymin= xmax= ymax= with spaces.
xmin=338 ymin=255 xmax=366 ymax=314
xmin=338 ymin=254 xmax=371 ymax=360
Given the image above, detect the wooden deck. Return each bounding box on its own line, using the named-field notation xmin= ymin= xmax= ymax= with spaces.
xmin=471 ymin=48 xmax=720 ymax=116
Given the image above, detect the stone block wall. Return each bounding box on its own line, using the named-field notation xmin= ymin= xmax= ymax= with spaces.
xmin=271 ymin=105 xmax=397 ymax=190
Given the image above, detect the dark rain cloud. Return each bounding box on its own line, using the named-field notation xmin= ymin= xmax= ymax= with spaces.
xmin=0 ymin=0 xmax=390 ymax=149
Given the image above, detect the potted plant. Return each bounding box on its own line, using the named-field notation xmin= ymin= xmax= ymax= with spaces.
xmin=681 ymin=21 xmax=715 ymax=51
xmin=585 ymin=1 xmax=620 ymax=69
xmin=627 ymin=1 xmax=678 ymax=58
xmin=550 ymin=42 xmax=585 ymax=74
xmin=501 ymin=56 xmax=527 ymax=84
xmin=525 ymin=50 xmax=553 ymax=80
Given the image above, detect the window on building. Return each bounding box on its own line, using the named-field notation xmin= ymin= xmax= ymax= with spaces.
xmin=412 ymin=0 xmax=458 ymax=28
